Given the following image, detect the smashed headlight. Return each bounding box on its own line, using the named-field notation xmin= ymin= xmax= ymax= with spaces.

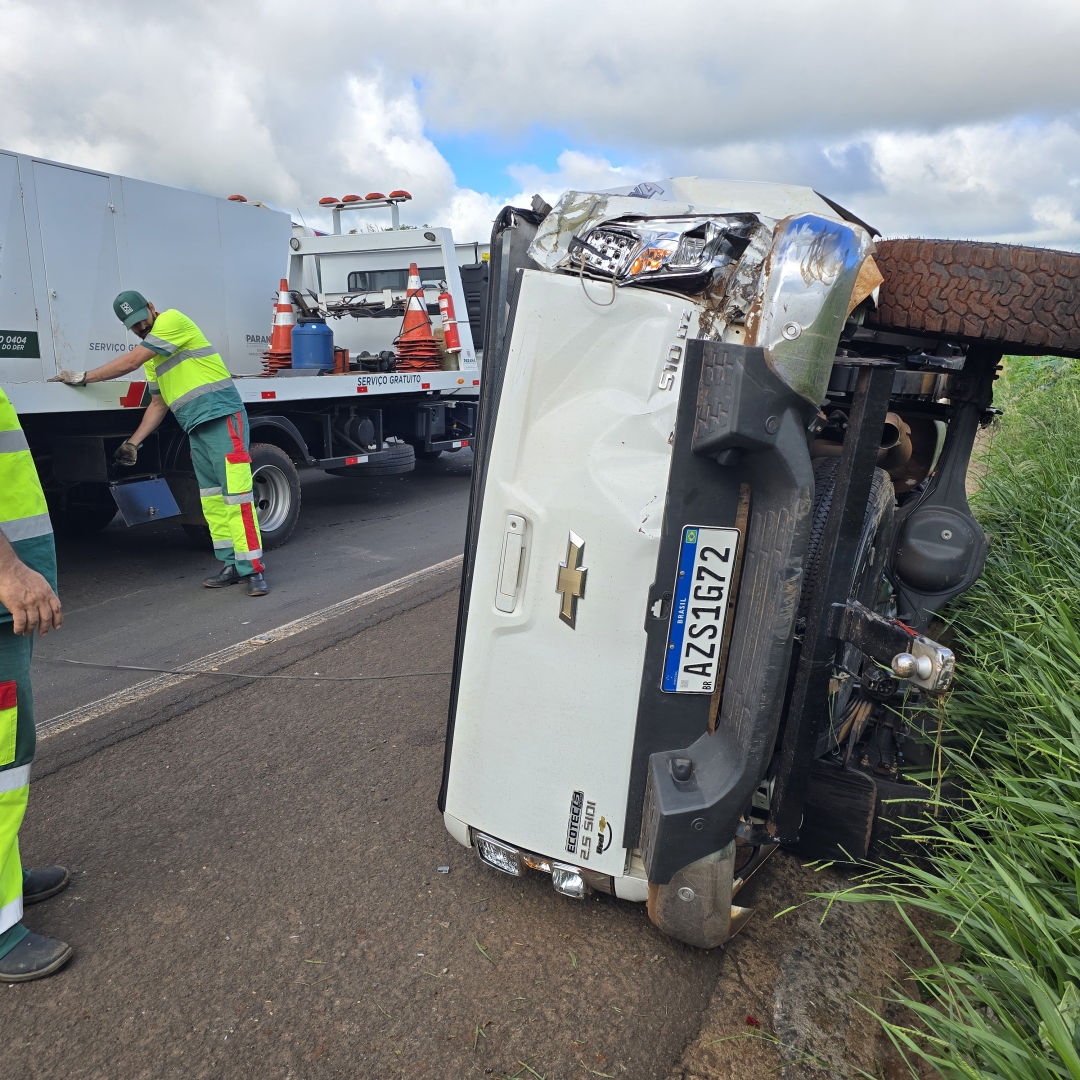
xmin=564 ymin=216 xmax=756 ymax=289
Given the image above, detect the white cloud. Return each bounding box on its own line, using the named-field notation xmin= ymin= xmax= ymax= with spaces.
xmin=441 ymin=188 xmax=505 ymax=243
xmin=847 ymin=119 xmax=1080 ymax=246
xmin=0 ymin=1 xmax=1079 ymax=246
xmin=333 ymin=76 xmax=455 ymax=203
xmin=504 ymin=150 xmax=658 ymax=207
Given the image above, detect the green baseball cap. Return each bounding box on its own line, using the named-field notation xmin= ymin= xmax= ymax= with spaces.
xmin=113 ymin=290 xmax=150 ymax=329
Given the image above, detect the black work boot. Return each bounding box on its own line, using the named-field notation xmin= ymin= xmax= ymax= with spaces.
xmin=23 ymin=866 xmax=70 ymax=905
xmin=203 ymin=565 xmax=240 ymax=588
xmin=0 ymin=930 xmax=73 ymax=982
xmin=246 ymin=572 xmax=268 ymax=597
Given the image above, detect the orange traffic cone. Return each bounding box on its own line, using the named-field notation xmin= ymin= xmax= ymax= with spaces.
xmin=393 ymin=264 xmax=442 ymax=371
xmin=263 ymin=279 xmax=295 ymax=375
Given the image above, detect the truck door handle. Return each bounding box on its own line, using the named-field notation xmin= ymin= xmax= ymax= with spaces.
xmin=495 ymin=514 xmax=527 ymax=612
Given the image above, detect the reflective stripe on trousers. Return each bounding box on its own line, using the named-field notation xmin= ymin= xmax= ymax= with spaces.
xmin=0 ymin=627 xmax=35 ymax=938
xmin=189 ymin=411 xmax=265 ymax=575
xmin=0 ymin=781 xmax=28 ymax=934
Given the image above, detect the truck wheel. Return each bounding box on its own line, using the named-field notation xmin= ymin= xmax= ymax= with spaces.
xmin=415 ymin=447 xmax=443 ymax=461
xmin=869 ymin=239 xmax=1080 ymax=356
xmin=326 ymin=440 xmax=416 ymax=477
xmin=48 ymin=483 xmax=117 ymax=535
xmin=800 ymin=459 xmax=894 ymax=621
xmin=251 ymin=443 xmax=301 ymax=550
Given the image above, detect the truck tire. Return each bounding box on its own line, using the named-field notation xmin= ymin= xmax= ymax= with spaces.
xmin=251 ymin=443 xmax=301 ymax=550
xmin=326 ymin=441 xmax=416 ymax=477
xmin=800 ymin=459 xmax=895 ymax=626
xmin=868 ymin=239 xmax=1080 ymax=357
xmin=799 ymin=459 xmax=895 ymax=735
xmin=179 ymin=445 xmax=301 ymax=552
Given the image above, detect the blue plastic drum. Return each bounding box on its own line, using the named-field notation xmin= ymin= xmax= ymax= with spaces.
xmin=291 ymin=320 xmax=334 ymax=370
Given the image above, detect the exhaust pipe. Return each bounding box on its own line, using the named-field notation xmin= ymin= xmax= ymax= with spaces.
xmin=810 ymin=412 xmax=913 ymax=477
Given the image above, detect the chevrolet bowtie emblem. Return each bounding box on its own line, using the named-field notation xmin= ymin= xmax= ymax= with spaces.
xmin=556 ymin=531 xmax=587 ymax=628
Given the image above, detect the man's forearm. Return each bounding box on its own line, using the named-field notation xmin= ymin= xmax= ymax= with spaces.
xmin=0 ymin=531 xmax=21 ymax=577
xmin=0 ymin=530 xmax=63 ymax=635
xmin=84 ymin=350 xmax=149 ymax=382
xmin=128 ymin=396 xmax=169 ymax=444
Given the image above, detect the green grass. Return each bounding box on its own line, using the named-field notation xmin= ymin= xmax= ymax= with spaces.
xmin=826 ymin=355 xmax=1080 ymax=1079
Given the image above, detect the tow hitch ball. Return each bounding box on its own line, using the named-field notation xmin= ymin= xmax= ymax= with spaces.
xmin=829 ymin=600 xmax=955 ymax=694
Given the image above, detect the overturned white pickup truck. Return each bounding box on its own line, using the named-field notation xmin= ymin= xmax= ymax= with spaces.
xmin=439 ymin=176 xmax=1080 ymax=946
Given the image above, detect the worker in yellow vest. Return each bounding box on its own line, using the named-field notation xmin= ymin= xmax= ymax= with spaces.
xmin=51 ymin=291 xmax=268 ymax=596
xmin=0 ymin=387 xmax=74 ymax=981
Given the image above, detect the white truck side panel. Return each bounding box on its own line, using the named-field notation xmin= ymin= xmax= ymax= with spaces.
xmin=443 ymin=271 xmax=691 ymax=879
xmin=0 ymin=153 xmax=41 ymax=382
xmin=0 ymin=148 xmax=291 ymax=404
xmin=115 ymin=176 xmax=229 ymax=367
xmin=216 ymin=196 xmax=290 ymax=374
xmin=32 ymin=160 xmax=125 ymax=371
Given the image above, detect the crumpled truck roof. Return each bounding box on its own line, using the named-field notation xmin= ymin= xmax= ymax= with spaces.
xmin=599 ymin=176 xmax=840 ymax=221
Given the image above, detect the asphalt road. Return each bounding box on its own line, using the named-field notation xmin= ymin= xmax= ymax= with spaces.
xmin=32 ymin=451 xmax=473 ymax=722
xmin=8 ymin=450 xmax=906 ymax=1079
xmin=11 ymin=574 xmax=729 ymax=1079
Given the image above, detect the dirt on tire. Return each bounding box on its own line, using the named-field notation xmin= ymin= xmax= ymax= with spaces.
xmin=869 ymin=238 xmax=1080 ymax=357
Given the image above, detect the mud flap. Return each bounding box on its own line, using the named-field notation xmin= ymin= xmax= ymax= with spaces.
xmin=108 ymin=477 xmax=181 ymax=526
xmin=647 ymin=841 xmax=738 ymax=949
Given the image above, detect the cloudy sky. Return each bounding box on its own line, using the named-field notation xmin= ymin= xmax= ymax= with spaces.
xmin=2 ymin=0 xmax=1080 ymax=245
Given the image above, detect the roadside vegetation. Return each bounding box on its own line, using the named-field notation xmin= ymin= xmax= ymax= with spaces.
xmin=832 ymin=355 xmax=1080 ymax=1078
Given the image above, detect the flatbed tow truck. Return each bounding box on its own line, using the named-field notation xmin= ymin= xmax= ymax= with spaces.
xmin=0 ymin=147 xmax=487 ymax=548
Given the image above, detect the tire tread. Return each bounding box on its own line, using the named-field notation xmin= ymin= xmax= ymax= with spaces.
xmin=869 ymin=239 xmax=1080 ymax=356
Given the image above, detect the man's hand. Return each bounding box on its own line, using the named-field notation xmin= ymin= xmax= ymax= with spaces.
xmin=48 ymin=370 xmax=87 ymax=386
xmin=0 ymin=559 xmax=63 ymax=636
xmin=113 ymin=441 xmax=141 ymax=467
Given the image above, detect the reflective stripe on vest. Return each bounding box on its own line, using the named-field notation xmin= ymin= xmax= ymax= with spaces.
xmin=143 ymin=332 xmax=178 ymax=356
xmin=169 ymin=378 xmax=234 ymax=411
xmin=0 ymin=390 xmax=52 ymax=543
xmin=155 ymin=345 xmax=217 ymax=377
xmin=141 ymin=310 xmax=233 ymax=412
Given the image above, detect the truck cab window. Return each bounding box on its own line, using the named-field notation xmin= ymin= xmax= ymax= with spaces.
xmin=347 ymin=266 xmax=446 ymax=293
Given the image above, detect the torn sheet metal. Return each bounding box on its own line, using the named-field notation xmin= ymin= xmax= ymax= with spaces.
xmin=846 ymin=255 xmax=884 ymax=316
xmin=527 ymin=178 xmax=875 ymax=405
xmin=746 ymin=214 xmax=876 ymax=405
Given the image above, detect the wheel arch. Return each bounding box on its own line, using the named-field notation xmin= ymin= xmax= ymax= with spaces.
xmin=246 ymin=415 xmax=314 ymax=466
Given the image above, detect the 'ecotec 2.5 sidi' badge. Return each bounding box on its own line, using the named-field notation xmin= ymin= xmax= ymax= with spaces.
xmin=663 ymin=525 xmax=741 ymax=694
xmin=564 ymin=789 xmax=612 ymax=861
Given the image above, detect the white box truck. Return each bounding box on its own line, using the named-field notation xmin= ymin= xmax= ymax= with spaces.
xmin=0 ymin=148 xmax=487 ymax=546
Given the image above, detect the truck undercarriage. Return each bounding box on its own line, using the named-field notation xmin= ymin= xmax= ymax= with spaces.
xmin=24 ymin=394 xmax=478 ymax=548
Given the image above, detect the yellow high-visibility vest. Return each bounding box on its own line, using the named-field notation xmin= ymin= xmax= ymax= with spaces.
xmin=0 ymin=387 xmax=55 ymax=623
xmin=142 ymin=310 xmax=243 ymax=432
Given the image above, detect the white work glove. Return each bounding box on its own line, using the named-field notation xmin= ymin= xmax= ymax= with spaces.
xmin=48 ymin=369 xmax=87 ymax=386
xmin=113 ymin=441 xmax=141 ymax=467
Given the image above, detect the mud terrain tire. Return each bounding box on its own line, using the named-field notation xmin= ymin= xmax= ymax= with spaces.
xmin=869 ymin=239 xmax=1080 ymax=357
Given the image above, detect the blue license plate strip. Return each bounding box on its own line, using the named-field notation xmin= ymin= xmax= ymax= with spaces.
xmin=662 ymin=525 xmax=741 ymax=694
